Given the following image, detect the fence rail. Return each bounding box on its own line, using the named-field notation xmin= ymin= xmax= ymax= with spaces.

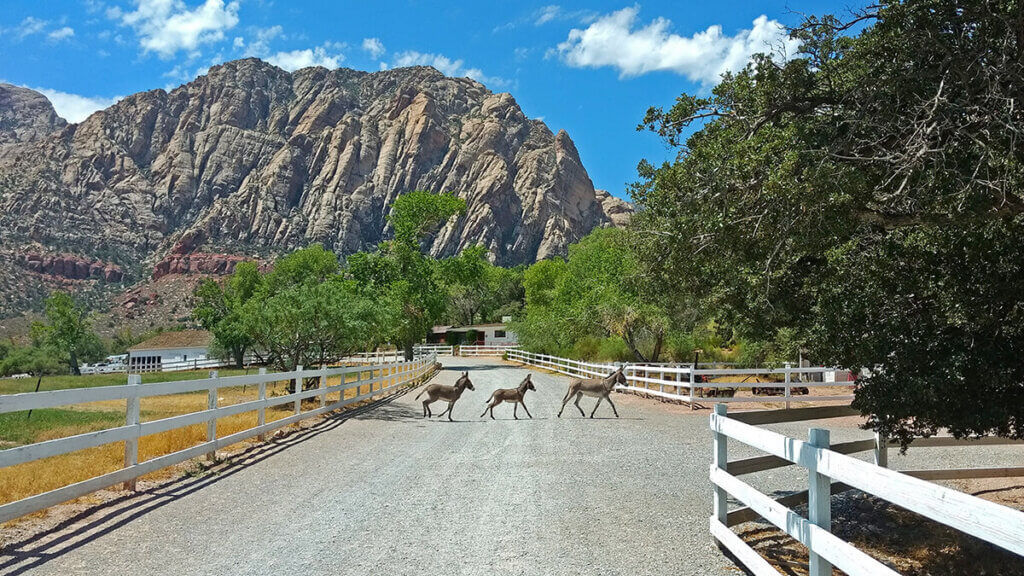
xmin=710 ymin=404 xmax=1024 ymax=575
xmin=0 ymin=355 xmax=438 ymax=524
xmin=414 ymin=344 xmax=455 ymax=356
xmin=458 ymin=344 xmax=520 ymax=357
xmin=506 ymin=350 xmax=855 ymax=408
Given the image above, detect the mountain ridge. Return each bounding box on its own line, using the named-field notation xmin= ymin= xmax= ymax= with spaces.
xmin=0 ymin=58 xmax=631 ymax=317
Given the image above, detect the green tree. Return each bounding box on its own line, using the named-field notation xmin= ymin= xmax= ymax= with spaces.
xmin=30 ymin=291 xmax=101 ymax=375
xmin=193 ymin=261 xmax=261 ymax=367
xmin=351 ymin=191 xmax=466 ymax=359
xmin=631 ymin=1 xmax=1024 ymax=444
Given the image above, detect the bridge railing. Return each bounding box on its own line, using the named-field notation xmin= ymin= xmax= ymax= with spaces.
xmin=710 ymin=404 xmax=1024 ymax=575
xmin=0 ymin=354 xmax=438 ymax=524
xmin=506 ymin=350 xmax=855 ymax=408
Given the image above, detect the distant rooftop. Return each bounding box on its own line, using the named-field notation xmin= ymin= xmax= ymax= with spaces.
xmin=128 ymin=330 xmax=213 ymax=352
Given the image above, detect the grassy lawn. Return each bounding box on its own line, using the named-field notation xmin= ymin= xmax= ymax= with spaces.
xmin=0 ymin=408 xmax=125 ymax=445
xmin=0 ymin=368 xmax=259 ymax=395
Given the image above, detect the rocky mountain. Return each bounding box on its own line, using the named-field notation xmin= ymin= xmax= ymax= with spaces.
xmin=0 ymin=59 xmax=630 ymax=316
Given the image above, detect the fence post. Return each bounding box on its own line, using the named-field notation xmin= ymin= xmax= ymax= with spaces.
xmin=257 ymin=367 xmax=267 ymax=441
xmin=123 ymin=373 xmax=142 ymax=491
xmin=808 ymin=428 xmax=832 ymax=576
xmin=206 ymin=370 xmax=218 ymax=461
xmin=294 ymin=365 xmax=303 ymax=415
xmin=319 ymin=365 xmax=327 ymax=409
xmin=689 ymin=368 xmax=696 ymax=411
xmin=712 ymin=404 xmax=728 ymax=530
xmin=874 ymin=431 xmax=888 ymax=468
xmin=784 ymin=363 xmax=792 ymax=410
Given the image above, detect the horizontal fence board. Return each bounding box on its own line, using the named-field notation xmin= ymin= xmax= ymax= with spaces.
xmin=710 ymin=518 xmax=783 ymax=576
xmin=726 ymin=482 xmax=854 ymax=527
xmin=0 ymin=424 xmax=137 ymax=468
xmin=729 ymin=406 xmax=861 ymax=425
xmin=728 ymin=439 xmax=875 ymax=476
xmin=710 ymin=466 xmax=900 ymax=576
xmin=900 ymin=467 xmax=1024 ymax=481
xmin=895 ymin=436 xmax=1024 ymax=449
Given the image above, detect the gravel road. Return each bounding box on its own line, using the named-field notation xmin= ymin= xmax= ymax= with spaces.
xmin=2 ymin=357 xmax=1014 ymax=576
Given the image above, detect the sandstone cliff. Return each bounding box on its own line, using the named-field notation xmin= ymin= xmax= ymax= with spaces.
xmin=0 ymin=59 xmax=630 ymax=314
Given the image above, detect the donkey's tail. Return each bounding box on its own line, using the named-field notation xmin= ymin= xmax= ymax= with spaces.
xmin=415 ymin=388 xmax=428 ymax=400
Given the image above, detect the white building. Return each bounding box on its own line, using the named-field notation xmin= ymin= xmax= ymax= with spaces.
xmin=127 ymin=330 xmax=213 ymax=372
xmin=443 ymin=322 xmax=517 ymax=346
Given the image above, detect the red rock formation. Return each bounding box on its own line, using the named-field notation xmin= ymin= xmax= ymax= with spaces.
xmin=150 ymin=252 xmax=255 ymax=280
xmin=11 ymin=251 xmax=123 ymax=282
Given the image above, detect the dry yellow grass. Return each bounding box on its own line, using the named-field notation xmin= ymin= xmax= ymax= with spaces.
xmin=0 ymin=365 xmax=412 ymax=507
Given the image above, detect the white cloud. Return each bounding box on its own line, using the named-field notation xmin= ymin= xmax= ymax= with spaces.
xmin=15 ymin=17 xmax=48 ymax=39
xmin=266 ymin=42 xmax=345 ymax=71
xmin=47 ymin=27 xmax=75 ymax=42
xmin=361 ymin=37 xmax=385 ymax=59
xmin=535 ymin=5 xmax=561 ymax=25
xmin=555 ymin=7 xmax=799 ymax=85
xmin=241 ymin=25 xmax=283 ymax=57
xmin=29 ymin=87 xmax=122 ymax=123
xmin=392 ymin=51 xmax=508 ymax=87
xmin=115 ymin=0 xmax=241 ymax=59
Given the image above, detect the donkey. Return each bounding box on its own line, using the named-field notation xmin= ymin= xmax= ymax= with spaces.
xmin=480 ymin=374 xmax=536 ymax=419
xmin=416 ymin=371 xmax=475 ymax=421
xmin=557 ymin=366 xmax=627 ymax=418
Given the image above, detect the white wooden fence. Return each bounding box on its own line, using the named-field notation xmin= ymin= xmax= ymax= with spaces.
xmin=710 ymin=404 xmax=1024 ymax=575
xmin=0 ymin=355 xmax=438 ymax=524
xmin=505 ymin=350 xmax=854 ymax=408
xmin=414 ymin=344 xmax=455 ymax=356
xmin=457 ymin=344 xmax=520 ymax=357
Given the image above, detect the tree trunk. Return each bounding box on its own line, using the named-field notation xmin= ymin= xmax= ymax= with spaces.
xmin=650 ymin=333 xmax=664 ymax=364
xmin=404 ymin=341 xmax=414 ymax=361
xmin=232 ymin=346 xmax=245 ymax=369
xmin=623 ymin=330 xmax=648 ymax=363
xmin=69 ymin=349 xmax=80 ymax=376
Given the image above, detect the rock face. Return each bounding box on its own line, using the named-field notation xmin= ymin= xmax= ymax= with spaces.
xmin=0 ymin=59 xmax=631 ymax=304
xmin=11 ymin=252 xmax=124 ymax=282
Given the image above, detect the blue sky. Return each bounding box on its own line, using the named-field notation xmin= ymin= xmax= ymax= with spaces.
xmin=0 ymin=0 xmax=849 ymax=199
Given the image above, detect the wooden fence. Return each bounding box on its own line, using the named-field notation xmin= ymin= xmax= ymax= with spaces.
xmin=0 ymin=355 xmax=438 ymax=524
xmin=457 ymin=344 xmax=520 ymax=357
xmin=414 ymin=344 xmax=455 ymax=356
xmin=710 ymin=404 xmax=1024 ymax=575
xmin=505 ymin=350 xmax=854 ymax=408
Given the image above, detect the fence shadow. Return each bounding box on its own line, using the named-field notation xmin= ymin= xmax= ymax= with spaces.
xmin=0 ymin=389 xmax=410 ymax=575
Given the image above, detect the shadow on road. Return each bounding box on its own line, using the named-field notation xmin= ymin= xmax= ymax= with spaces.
xmin=0 ymin=388 xmax=414 ymax=575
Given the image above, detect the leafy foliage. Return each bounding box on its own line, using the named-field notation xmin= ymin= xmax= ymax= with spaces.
xmin=29 ymin=292 xmax=104 ymax=375
xmin=631 ymin=0 xmax=1024 ymax=444
xmin=193 ymin=261 xmax=260 ymax=367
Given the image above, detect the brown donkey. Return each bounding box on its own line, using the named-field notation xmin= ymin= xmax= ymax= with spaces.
xmin=480 ymin=374 xmax=536 ymax=419
xmin=557 ymin=366 xmax=626 ymax=418
xmin=416 ymin=371 xmax=475 ymax=421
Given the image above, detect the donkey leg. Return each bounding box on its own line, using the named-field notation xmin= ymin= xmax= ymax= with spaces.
xmin=437 ymin=402 xmax=452 ymax=419
xmin=574 ymin=392 xmax=586 ymax=417
xmin=557 ymin=388 xmax=573 ymax=417
xmin=590 ymin=396 xmax=603 ymax=418
xmin=446 ymin=400 xmax=456 ymax=422
xmin=605 ymin=394 xmax=619 ymax=418
xmin=513 ymin=403 xmax=519 ymax=420
xmin=521 ymin=400 xmax=533 ymax=419
xmin=423 ymin=399 xmax=432 ymax=417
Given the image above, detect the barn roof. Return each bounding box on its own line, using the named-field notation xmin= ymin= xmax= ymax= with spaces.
xmin=128 ymin=330 xmax=213 ymax=352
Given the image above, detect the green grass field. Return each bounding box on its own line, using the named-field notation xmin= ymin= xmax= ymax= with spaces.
xmin=0 ymin=367 xmax=257 ymax=396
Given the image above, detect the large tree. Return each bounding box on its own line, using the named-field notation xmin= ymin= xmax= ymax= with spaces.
xmin=30 ymin=291 xmax=103 ymax=375
xmin=349 ymin=190 xmax=466 ymax=359
xmin=632 ymin=0 xmax=1024 ymax=444
xmin=193 ymin=261 xmax=260 ymax=367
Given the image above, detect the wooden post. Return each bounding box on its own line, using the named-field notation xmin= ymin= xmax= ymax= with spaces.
xmin=874 ymin=431 xmax=888 ymax=468
xmin=258 ymin=366 xmax=266 ymax=438
xmin=206 ymin=370 xmax=218 ymax=461
xmin=689 ymin=369 xmax=696 ymax=410
xmin=123 ymin=373 xmax=142 ymax=491
xmin=808 ymin=428 xmax=832 ymax=576
xmin=784 ymin=363 xmax=792 ymax=410
xmin=712 ymin=404 xmax=728 ymax=530
xmin=319 ymin=365 xmax=327 ymax=409
xmin=293 ymin=365 xmax=303 ymax=415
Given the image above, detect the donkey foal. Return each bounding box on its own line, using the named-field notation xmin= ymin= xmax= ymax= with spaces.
xmin=416 ymin=371 xmax=474 ymax=421
xmin=481 ymin=374 xmax=536 ymax=419
xmin=557 ymin=366 xmax=626 ymax=418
